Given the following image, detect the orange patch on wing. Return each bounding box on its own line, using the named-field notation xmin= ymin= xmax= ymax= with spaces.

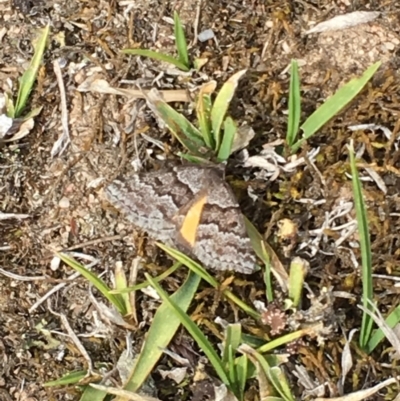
xmin=179 ymin=194 xmax=208 ymax=247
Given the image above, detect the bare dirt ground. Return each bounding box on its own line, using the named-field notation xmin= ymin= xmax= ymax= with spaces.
xmin=1 ymin=0 xmax=400 ymax=400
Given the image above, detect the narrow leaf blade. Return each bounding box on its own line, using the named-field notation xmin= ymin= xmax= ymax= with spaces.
xmin=57 ymin=252 xmax=127 ymax=315
xmin=292 ymin=61 xmax=381 ymax=152
xmin=15 ymin=24 xmax=50 ymax=117
xmin=286 ymin=59 xmax=301 ymax=148
xmin=196 ymin=81 xmax=216 ymax=148
xmin=144 ymin=88 xmax=208 ymax=155
xmin=348 ymin=141 xmax=374 ymax=348
xmin=211 ymin=70 xmax=246 ymax=149
xmin=122 ymin=48 xmax=189 ymax=71
xmin=174 ymin=11 xmax=190 ymax=67
xmin=123 ymin=271 xmax=201 ymax=392
xmin=145 ymin=273 xmax=231 ymax=387
xmin=217 ymin=117 xmax=237 ymax=161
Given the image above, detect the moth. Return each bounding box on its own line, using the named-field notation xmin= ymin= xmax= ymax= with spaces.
xmin=104 ymin=164 xmax=257 ymax=274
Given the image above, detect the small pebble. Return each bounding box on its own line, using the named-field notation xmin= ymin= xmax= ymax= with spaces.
xmin=59 ymin=196 xmax=70 ymax=208
xmin=50 ymin=256 xmax=61 ymax=271
xmin=198 ymin=29 xmax=215 ymax=42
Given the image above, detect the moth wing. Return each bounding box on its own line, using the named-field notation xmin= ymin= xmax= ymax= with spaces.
xmin=105 ymin=164 xmax=256 ymax=274
xmin=173 ymin=169 xmax=257 ymax=274
xmin=104 ymin=168 xmax=194 ymax=243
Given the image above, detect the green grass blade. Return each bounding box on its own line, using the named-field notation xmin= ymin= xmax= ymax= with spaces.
xmin=211 ymin=69 xmax=246 ymax=149
xmin=5 ymin=92 xmax=15 ymax=117
xmin=217 ymin=117 xmax=237 ymax=162
xmin=228 ymin=346 xmax=240 ymax=398
xmin=196 ymin=81 xmax=216 ymax=148
xmin=244 ymin=217 xmax=289 ymax=292
xmin=348 ymin=141 xmax=374 ymax=348
xmin=177 ymin=153 xmax=213 ymax=164
xmin=288 ymin=257 xmax=308 ymax=308
xmin=114 ymin=262 xmax=132 ymax=315
xmin=257 ymin=325 xmax=320 ymax=354
xmin=122 ymin=48 xmax=189 ymax=71
xmin=261 ymin=241 xmax=274 ymax=303
xmin=173 ymin=11 xmax=189 ymax=68
xmin=22 ymin=106 xmax=43 ymax=119
xmin=366 ymin=304 xmax=400 ymax=353
xmin=223 ymin=324 xmax=242 ymax=398
xmin=236 ymin=353 xmax=249 ymax=398
xmin=89 ymin=384 xmax=161 ymax=401
xmin=222 ymin=324 xmax=242 ymax=366
xmin=57 ymin=252 xmax=127 ymax=315
xmin=157 ymin=242 xmax=217 ymax=285
xmin=291 ymin=61 xmax=381 ymax=152
xmin=123 ymin=271 xmax=201 ymax=392
xmin=14 ymin=24 xmax=50 ymax=118
xmin=145 ymin=273 xmax=231 ymax=387
xmin=286 ymin=59 xmax=301 ymax=148
xmin=239 ymin=345 xmax=275 ymax=397
xmin=157 ymin=243 xmax=261 ymax=320
xmin=111 ymin=262 xmax=181 ymax=294
xmin=44 ymin=370 xmax=87 ymax=386
xmin=144 ymin=88 xmax=207 ymax=155
xmin=243 ymin=217 xmax=267 ymax=265
xmin=268 ymin=367 xmax=296 ymax=401
xmin=79 ymin=385 xmax=107 ymax=401
xmin=240 ymin=345 xmax=295 ymax=401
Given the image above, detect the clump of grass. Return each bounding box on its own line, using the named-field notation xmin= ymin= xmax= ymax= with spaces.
xmin=286 ymin=60 xmax=381 ymax=153
xmin=142 ymin=60 xmax=381 ymax=167
xmin=144 ymin=70 xmax=246 ymax=163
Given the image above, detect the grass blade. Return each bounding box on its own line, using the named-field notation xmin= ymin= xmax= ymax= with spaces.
xmin=348 ymin=141 xmax=374 ymax=348
xmin=291 ymin=61 xmax=381 ymax=152
xmin=57 ymin=252 xmax=127 ymax=315
xmin=268 ymin=366 xmax=295 ymax=401
xmin=236 ymin=353 xmax=249 ymax=398
xmin=261 ymin=241 xmax=274 ymax=303
xmin=14 ymin=24 xmax=50 ymax=118
xmin=5 ymin=92 xmax=15 ymax=117
xmin=211 ymin=70 xmax=246 ymax=149
xmin=122 ymin=48 xmax=190 ymax=71
xmin=366 ymin=304 xmax=400 ymax=353
xmin=157 ymin=242 xmax=261 ymax=320
xmin=123 ymin=271 xmax=201 ymax=392
xmin=145 ymin=273 xmax=231 ymax=387
xmin=114 ymin=262 xmax=132 ymax=315
xmin=173 ymin=11 xmax=189 ymax=68
xmin=286 ymin=59 xmax=301 ymax=148
xmin=79 ymin=385 xmax=107 ymax=401
xmin=244 ymin=217 xmax=289 ymax=291
xmin=143 ymin=88 xmax=208 ymax=156
xmin=177 ymin=153 xmax=213 ymax=164
xmin=288 ymin=257 xmax=308 ymax=308
xmin=196 ymin=81 xmax=216 ymax=148
xmin=222 ymin=324 xmax=242 ymax=366
xmin=44 ymin=370 xmax=87 ymax=386
xmin=240 ymin=345 xmax=295 ymax=401
xmin=217 ymin=116 xmax=237 ymax=162
xmin=257 ymin=324 xmax=323 ymax=354
xmin=111 ymin=262 xmax=181 ymax=294
xmin=223 ymin=324 xmax=243 ymax=398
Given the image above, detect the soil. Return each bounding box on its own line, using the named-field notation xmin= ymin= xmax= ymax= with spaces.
xmin=1 ymin=0 xmax=400 ymax=400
